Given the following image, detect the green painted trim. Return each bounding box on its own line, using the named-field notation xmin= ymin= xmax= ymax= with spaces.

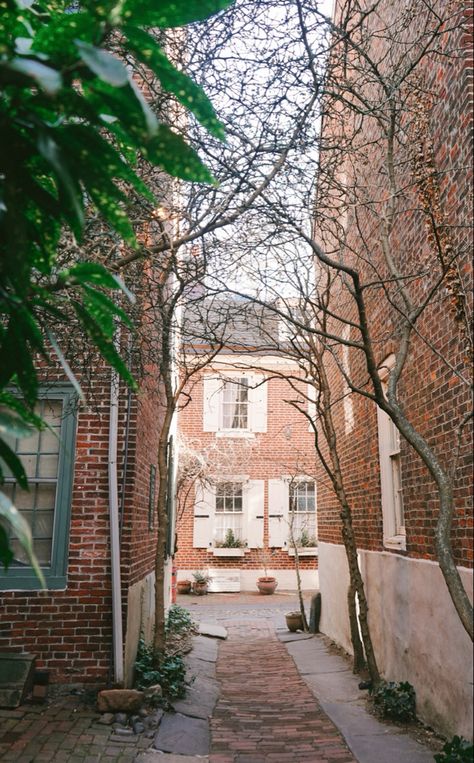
xmin=0 ymin=385 xmax=77 ymax=591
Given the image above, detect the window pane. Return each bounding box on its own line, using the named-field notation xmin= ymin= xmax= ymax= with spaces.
xmin=8 ymin=510 xmax=33 ymax=539
xmin=21 ymin=454 xmax=38 ymax=479
xmin=36 ymin=484 xmax=57 ymax=510
xmin=16 ymin=430 xmax=40 ymax=454
xmin=14 ymin=486 xmax=36 ymax=511
xmin=40 ymin=427 xmax=60 ymax=453
xmin=34 ymin=511 xmax=54 ymax=539
xmin=32 ymin=539 xmax=52 ymax=565
xmin=38 ymin=454 xmax=59 ymax=478
xmin=42 ymin=399 xmax=63 ymax=427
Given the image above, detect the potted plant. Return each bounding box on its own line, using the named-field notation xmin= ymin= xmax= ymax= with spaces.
xmin=285 ymin=611 xmax=304 ymax=632
xmin=256 ymin=547 xmax=278 ymax=595
xmin=192 ymin=570 xmax=211 ymax=595
xmin=177 ymin=579 xmax=192 ymax=595
xmin=213 ymin=529 xmax=247 ymax=556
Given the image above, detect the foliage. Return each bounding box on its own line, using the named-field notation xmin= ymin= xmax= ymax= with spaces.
xmin=294 ymin=529 xmax=317 ymax=548
xmin=215 ymin=528 xmax=246 ymax=548
xmin=0 ymin=0 xmax=231 ymax=575
xmin=192 ymin=569 xmax=211 ymax=584
xmin=434 ymin=737 xmax=474 ymax=763
xmin=371 ymin=681 xmax=416 ymax=722
xmin=134 ymin=638 xmax=186 ymax=699
xmin=165 ymin=604 xmax=195 ymax=635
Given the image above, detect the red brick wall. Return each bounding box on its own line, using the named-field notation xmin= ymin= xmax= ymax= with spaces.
xmin=315 ymin=2 xmax=473 ymax=566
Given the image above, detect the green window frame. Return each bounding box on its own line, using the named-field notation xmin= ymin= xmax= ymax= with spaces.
xmin=0 ymin=385 xmax=77 ymax=590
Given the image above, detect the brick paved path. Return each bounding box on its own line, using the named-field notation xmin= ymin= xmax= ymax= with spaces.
xmin=210 ymin=619 xmax=356 ymax=763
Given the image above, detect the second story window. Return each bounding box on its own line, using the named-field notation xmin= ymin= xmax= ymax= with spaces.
xmin=222 ymin=378 xmax=249 ymax=429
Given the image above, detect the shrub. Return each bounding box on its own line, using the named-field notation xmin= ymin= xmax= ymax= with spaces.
xmin=134 ymin=639 xmax=186 ymax=699
xmin=371 ymin=680 xmax=416 ymax=722
xmin=434 ymin=736 xmax=474 ymax=763
xmin=165 ymin=604 xmax=195 ymax=635
xmin=215 ymin=529 xmax=246 ymax=548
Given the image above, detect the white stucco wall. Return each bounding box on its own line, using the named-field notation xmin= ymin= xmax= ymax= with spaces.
xmin=319 ymin=541 xmax=473 ymax=738
xmin=178 ymin=568 xmax=319 ymax=592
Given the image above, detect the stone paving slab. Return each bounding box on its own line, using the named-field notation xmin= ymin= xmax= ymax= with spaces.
xmin=172 ymin=675 xmax=220 ymax=720
xmin=190 ymin=637 xmax=219 ymax=664
xmin=154 ymin=713 xmax=210 ymax=756
xmin=281 ymin=633 xmax=436 ymax=763
xmin=136 ymin=752 xmax=209 ymax=762
xmin=198 ymin=624 xmax=228 ymax=640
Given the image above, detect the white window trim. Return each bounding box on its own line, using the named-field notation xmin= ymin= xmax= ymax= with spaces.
xmin=377 ymin=357 xmax=406 ymax=551
xmin=203 ymin=372 xmax=267 ymax=435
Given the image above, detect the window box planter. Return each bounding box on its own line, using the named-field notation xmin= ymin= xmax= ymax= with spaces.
xmin=209 ymin=547 xmax=246 ymax=557
xmin=288 ymin=547 xmax=318 ymax=557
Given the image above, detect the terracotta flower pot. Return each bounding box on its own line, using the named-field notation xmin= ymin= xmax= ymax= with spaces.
xmin=256 ymin=576 xmax=278 ymax=595
xmin=285 ymin=611 xmax=304 ymax=632
xmin=177 ymin=580 xmax=192 ymax=595
xmin=193 ymin=581 xmax=208 ymax=596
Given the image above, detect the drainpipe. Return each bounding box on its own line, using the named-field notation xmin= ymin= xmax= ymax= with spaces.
xmin=108 ymin=354 xmax=124 ymax=685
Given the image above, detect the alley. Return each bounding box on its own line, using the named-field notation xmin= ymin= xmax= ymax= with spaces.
xmin=211 ymin=618 xmax=354 ymax=763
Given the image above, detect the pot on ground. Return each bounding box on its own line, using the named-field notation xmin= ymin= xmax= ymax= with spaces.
xmin=193 ymin=581 xmax=208 ymax=596
xmin=177 ymin=580 xmax=192 ymax=595
xmin=285 ymin=611 xmax=304 ymax=632
xmin=256 ymin=576 xmax=278 ymax=595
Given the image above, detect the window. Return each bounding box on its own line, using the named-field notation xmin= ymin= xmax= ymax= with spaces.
xmin=289 ymin=481 xmax=317 ymax=545
xmin=193 ymin=479 xmax=264 ymax=549
xmin=215 ymin=482 xmax=244 ymax=544
xmin=267 ymin=477 xmax=318 ymax=550
xmin=0 ymin=386 xmax=77 ymax=589
xmin=376 ymin=360 xmax=405 ymax=549
xmin=203 ymin=373 xmax=267 ymax=434
xmin=222 ymin=378 xmax=249 ymax=430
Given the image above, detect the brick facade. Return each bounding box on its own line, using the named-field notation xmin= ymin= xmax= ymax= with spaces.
xmin=175 ymin=359 xmax=319 ymax=589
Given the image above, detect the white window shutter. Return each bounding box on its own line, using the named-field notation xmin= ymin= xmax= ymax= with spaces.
xmin=245 ymin=480 xmax=264 ymax=548
xmin=308 ymin=383 xmax=316 ymax=431
xmin=193 ymin=482 xmax=215 ymax=548
xmin=376 ymin=405 xmax=395 ymax=540
xmin=203 ymin=377 xmax=221 ymax=432
xmin=249 ymin=375 xmax=267 ymax=432
xmin=268 ymin=478 xmax=289 ymax=548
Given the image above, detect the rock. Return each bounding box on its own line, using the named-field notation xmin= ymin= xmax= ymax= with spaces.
xmin=97 ymin=712 xmax=115 ymax=725
xmin=139 ymin=708 xmax=149 ymax=718
xmin=97 ymin=689 xmax=144 ymax=713
xmin=198 ymin=623 xmax=228 ymax=640
xmin=114 ymin=712 xmax=129 ymax=725
xmin=113 ymin=727 xmax=134 ymax=736
xmin=144 ymin=683 xmax=162 ymax=701
xmin=133 ymin=721 xmax=146 ymax=734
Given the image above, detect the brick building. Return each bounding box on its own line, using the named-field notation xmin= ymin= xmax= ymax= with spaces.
xmin=313 ymin=0 xmax=473 ymax=738
xmin=174 ymin=301 xmax=319 ymax=591
xmin=0 ymin=306 xmax=175 ymax=690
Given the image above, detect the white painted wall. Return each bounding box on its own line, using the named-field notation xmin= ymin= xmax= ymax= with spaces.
xmin=318 ymin=541 xmax=474 ymax=738
xmin=177 ymin=568 xmax=319 ymax=592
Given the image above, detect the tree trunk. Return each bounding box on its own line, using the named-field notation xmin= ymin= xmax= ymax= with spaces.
xmin=347 ymin=581 xmax=365 ymax=674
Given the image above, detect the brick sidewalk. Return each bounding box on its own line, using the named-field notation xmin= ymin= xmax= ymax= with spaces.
xmin=210 ymin=619 xmax=356 ymax=763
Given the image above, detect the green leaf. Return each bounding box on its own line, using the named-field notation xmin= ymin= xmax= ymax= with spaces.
xmin=0 ymin=491 xmax=45 ymax=586
xmin=73 ymin=302 xmax=137 ymax=389
xmin=0 ymin=525 xmax=14 ymax=570
xmin=5 ymin=57 xmax=62 ymax=94
xmin=0 ymin=440 xmax=28 ymax=489
xmin=37 ymin=131 xmax=84 ymax=232
xmin=32 ymin=12 xmax=98 ymax=63
xmin=65 ymin=263 xmax=136 ymax=304
xmin=75 ymin=40 xmax=129 ymax=86
xmin=144 ymin=126 xmax=216 ymax=183
xmin=82 ymin=79 xmax=158 ymax=141
xmin=124 ymin=27 xmax=225 ymax=139
xmin=0 ymin=392 xmax=44 ymax=431
xmin=120 ymin=0 xmax=233 ymax=27
xmin=83 ymin=285 xmax=133 ymax=331
xmin=0 ymin=412 xmax=32 ymax=440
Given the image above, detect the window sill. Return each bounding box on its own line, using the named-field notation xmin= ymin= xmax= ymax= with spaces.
xmin=215 ymin=430 xmax=255 ymax=439
xmin=288 ymin=547 xmax=318 ymax=557
xmin=383 ymin=535 xmax=406 ymax=552
xmin=208 ymin=547 xmax=247 ymax=557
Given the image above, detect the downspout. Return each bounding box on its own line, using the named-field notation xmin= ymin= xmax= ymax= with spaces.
xmin=109 ymin=346 xmax=124 ymax=685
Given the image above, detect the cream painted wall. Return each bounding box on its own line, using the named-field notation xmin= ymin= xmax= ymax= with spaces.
xmin=178 ymin=568 xmax=319 ymax=592
xmin=318 ymin=541 xmax=474 ymax=738
xmin=123 ymin=561 xmax=173 ymax=688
